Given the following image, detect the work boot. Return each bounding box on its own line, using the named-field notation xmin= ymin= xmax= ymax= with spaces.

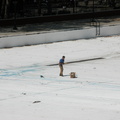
xmin=59 ymin=73 xmax=63 ymax=76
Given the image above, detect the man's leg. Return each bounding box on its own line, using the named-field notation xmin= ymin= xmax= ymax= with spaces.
xmin=59 ymin=65 xmax=63 ymax=76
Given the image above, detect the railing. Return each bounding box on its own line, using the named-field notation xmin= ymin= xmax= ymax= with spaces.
xmin=0 ymin=0 xmax=120 ymax=19
xmin=91 ymin=18 xmax=100 ymax=36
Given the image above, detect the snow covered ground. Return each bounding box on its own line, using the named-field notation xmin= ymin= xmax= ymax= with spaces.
xmin=0 ymin=35 xmax=120 ymax=120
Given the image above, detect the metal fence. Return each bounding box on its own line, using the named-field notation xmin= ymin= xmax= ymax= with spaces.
xmin=0 ymin=0 xmax=120 ymax=19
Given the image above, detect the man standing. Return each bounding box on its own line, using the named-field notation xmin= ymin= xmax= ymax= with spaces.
xmin=59 ymin=56 xmax=65 ymax=76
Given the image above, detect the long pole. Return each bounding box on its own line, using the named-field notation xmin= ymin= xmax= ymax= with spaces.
xmin=13 ymin=2 xmax=17 ymax=30
xmin=93 ymin=0 xmax=95 ymax=20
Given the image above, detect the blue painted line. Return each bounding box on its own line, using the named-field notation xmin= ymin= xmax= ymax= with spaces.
xmin=88 ymin=81 xmax=120 ymax=90
xmin=0 ymin=64 xmax=45 ymax=80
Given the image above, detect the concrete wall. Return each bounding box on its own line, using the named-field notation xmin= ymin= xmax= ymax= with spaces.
xmin=0 ymin=25 xmax=120 ymax=48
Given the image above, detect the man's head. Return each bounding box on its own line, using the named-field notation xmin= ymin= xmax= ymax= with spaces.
xmin=62 ymin=56 xmax=65 ymax=59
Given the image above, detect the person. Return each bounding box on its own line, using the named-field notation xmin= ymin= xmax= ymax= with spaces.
xmin=59 ymin=56 xmax=65 ymax=76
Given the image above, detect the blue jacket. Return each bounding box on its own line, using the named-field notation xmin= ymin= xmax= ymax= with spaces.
xmin=59 ymin=59 xmax=64 ymax=65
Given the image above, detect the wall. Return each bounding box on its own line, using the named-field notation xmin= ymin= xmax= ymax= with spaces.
xmin=0 ymin=25 xmax=120 ymax=48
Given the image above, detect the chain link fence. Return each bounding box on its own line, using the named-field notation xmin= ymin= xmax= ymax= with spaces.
xmin=0 ymin=0 xmax=120 ymax=19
